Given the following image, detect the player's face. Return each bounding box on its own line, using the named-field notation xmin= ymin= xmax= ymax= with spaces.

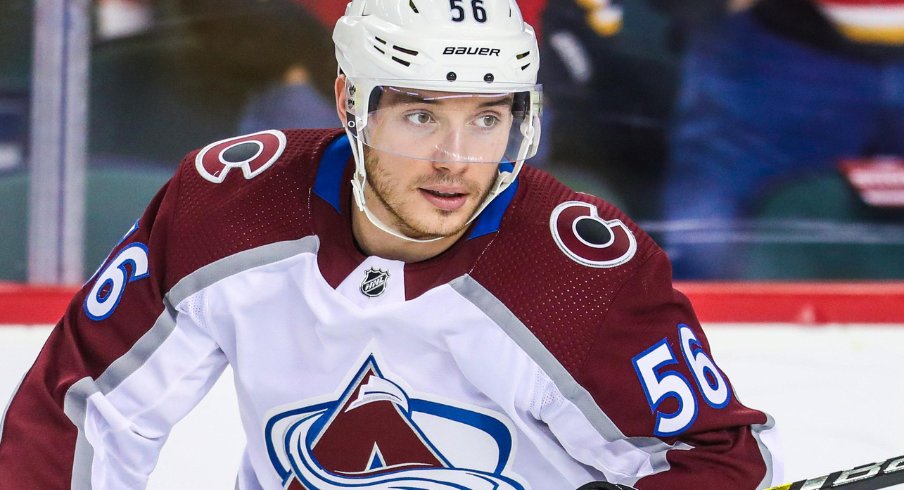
xmin=361 ymin=89 xmax=512 ymax=239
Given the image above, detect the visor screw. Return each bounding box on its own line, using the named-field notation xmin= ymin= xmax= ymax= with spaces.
xmin=349 ymin=85 xmax=356 ymax=95
xmin=446 ymin=71 xmax=457 ymax=81
xmin=484 ymin=73 xmax=494 ymax=83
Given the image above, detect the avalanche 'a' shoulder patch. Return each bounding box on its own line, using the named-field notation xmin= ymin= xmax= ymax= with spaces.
xmin=549 ymin=200 xmax=637 ymax=268
xmin=195 ymin=130 xmax=286 ymax=183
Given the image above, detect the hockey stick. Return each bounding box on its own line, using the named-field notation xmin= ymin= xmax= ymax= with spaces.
xmin=766 ymin=454 xmax=904 ymax=490
xmin=576 ymin=454 xmax=904 ymax=490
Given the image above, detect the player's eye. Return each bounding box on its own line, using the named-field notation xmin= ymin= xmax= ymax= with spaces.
xmin=474 ymin=114 xmax=501 ymax=129
xmin=405 ymin=112 xmax=434 ymax=126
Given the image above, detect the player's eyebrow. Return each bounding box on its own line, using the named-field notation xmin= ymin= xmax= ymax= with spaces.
xmin=475 ymin=95 xmax=515 ymax=109
xmin=381 ymin=89 xmax=514 ymax=109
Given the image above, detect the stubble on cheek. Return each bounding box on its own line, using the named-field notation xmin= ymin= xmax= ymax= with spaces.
xmin=363 ymin=151 xmax=497 ymax=237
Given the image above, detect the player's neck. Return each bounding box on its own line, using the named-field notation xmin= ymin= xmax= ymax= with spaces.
xmin=350 ymin=206 xmax=465 ymax=263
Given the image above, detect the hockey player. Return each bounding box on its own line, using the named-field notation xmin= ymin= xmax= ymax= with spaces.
xmin=0 ymin=0 xmax=781 ymax=488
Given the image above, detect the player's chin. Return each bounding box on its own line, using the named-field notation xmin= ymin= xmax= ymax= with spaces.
xmin=410 ymin=209 xmax=473 ymax=239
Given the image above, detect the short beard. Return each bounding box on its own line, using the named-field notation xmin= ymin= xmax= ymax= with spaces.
xmin=363 ymin=151 xmax=494 ymax=240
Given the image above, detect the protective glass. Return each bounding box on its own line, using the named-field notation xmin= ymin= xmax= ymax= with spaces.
xmin=352 ymin=85 xmax=542 ymax=164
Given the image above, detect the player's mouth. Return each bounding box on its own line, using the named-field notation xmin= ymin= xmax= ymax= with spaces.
xmin=419 ymin=187 xmax=469 ymax=212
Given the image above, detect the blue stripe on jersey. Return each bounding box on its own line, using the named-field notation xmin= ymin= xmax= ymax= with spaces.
xmin=313 ymin=134 xmax=353 ymax=213
xmin=468 ymin=162 xmax=518 ymax=240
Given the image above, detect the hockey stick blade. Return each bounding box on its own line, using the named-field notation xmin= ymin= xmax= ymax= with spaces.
xmin=767 ymin=455 xmax=904 ymax=490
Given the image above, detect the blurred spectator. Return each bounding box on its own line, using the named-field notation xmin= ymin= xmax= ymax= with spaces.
xmin=238 ymin=63 xmax=338 ymax=134
xmin=168 ymin=0 xmax=340 ymax=134
xmin=539 ymin=0 xmax=728 ymax=218
xmin=235 ymin=0 xmax=348 ymax=133
xmin=88 ymin=0 xmax=339 ymax=167
xmin=165 ymin=0 xmax=337 ymax=107
xmin=662 ymin=0 xmax=904 ymax=279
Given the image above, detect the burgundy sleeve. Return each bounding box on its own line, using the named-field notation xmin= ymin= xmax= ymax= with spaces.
xmin=0 ymin=165 xmax=182 ymax=488
xmin=581 ymin=250 xmax=777 ymax=489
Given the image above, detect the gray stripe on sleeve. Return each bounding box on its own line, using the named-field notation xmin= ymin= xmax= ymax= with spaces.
xmin=64 ymin=235 xmax=320 ymax=489
xmin=753 ymin=413 xmax=778 ymax=489
xmin=167 ymin=236 xmax=320 ymax=310
xmin=64 ymin=377 xmax=100 ymax=490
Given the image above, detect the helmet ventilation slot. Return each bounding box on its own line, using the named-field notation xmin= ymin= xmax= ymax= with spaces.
xmin=517 ymin=51 xmax=531 ymax=70
xmin=391 ymin=44 xmax=418 ymax=67
xmin=393 ymin=45 xmax=418 ymax=56
xmin=373 ymin=36 xmax=387 ymax=55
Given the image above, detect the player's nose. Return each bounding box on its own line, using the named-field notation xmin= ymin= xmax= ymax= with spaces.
xmin=430 ymin=128 xmax=471 ymax=170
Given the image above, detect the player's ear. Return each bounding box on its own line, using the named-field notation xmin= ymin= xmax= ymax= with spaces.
xmin=335 ymin=74 xmax=349 ymax=128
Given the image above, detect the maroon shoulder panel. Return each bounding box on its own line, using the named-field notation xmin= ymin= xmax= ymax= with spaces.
xmin=470 ymin=166 xmax=656 ymax=373
xmin=164 ymin=128 xmax=342 ymax=287
xmin=0 ymin=128 xmax=344 ymax=487
xmin=470 ymin=166 xmax=770 ymax=486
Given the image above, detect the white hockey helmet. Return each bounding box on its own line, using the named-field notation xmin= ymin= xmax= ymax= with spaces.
xmin=333 ymin=0 xmax=542 ymax=241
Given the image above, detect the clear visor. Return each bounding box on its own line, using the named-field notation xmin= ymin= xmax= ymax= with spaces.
xmin=351 ymin=85 xmax=541 ymax=164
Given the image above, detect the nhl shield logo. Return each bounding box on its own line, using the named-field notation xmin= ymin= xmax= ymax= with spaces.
xmin=360 ymin=268 xmax=389 ymax=297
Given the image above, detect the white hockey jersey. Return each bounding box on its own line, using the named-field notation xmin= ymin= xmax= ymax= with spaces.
xmin=0 ymin=129 xmax=780 ymax=489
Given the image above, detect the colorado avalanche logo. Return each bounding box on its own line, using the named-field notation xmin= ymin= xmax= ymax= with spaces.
xmin=265 ymin=354 xmax=526 ymax=489
xmin=194 ymin=130 xmax=286 ymax=183
xmin=550 ymin=201 xmax=637 ymax=268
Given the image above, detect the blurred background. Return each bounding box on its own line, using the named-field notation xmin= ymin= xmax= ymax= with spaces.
xmin=2 ymin=2 xmax=904 ymax=487
xmin=1 ymin=0 xmax=904 ymax=283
